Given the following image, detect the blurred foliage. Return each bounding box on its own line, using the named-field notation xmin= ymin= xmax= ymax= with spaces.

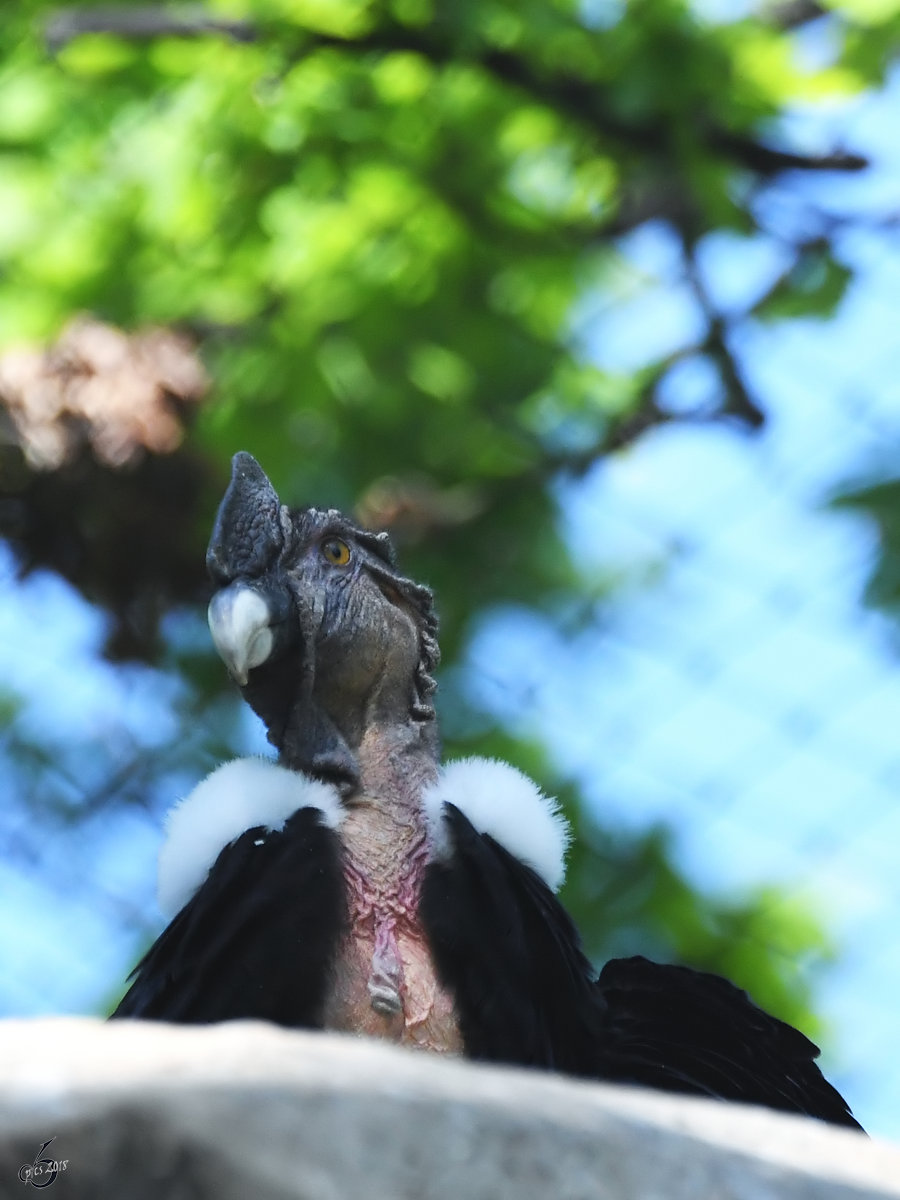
xmin=0 ymin=0 xmax=897 ymax=1032
xmin=832 ymin=475 xmax=900 ymax=623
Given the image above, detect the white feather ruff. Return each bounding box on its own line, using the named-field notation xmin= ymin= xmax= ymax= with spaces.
xmin=422 ymin=757 xmax=571 ymax=892
xmin=157 ymin=757 xmax=343 ymax=918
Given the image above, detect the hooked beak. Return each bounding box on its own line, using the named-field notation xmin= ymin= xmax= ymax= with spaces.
xmin=208 ymin=583 xmax=277 ymax=686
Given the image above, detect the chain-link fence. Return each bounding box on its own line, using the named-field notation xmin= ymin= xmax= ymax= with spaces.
xmin=0 ymin=364 xmax=897 ymax=1137
xmin=1 ymin=53 xmax=899 ymax=1144
xmin=462 ymin=296 xmax=900 ymax=1136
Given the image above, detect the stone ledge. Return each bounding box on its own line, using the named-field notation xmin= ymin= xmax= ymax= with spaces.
xmin=0 ymin=1018 xmax=893 ymax=1199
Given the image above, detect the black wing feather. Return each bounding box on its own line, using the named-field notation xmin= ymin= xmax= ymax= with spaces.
xmin=594 ymin=955 xmax=862 ymax=1128
xmin=112 ymin=807 xmax=346 ymax=1025
xmin=422 ymin=803 xmax=861 ymax=1130
xmin=421 ymin=803 xmax=601 ymax=1072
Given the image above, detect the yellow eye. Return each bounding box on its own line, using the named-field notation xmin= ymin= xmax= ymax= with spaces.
xmin=321 ymin=538 xmax=351 ymax=566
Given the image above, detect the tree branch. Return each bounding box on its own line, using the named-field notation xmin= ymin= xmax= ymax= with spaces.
xmin=47 ymin=11 xmax=868 ymax=182
xmin=767 ymin=1 xmax=828 ymax=31
xmin=709 ymin=131 xmax=866 ymax=175
xmin=680 ymin=237 xmax=766 ymax=429
xmin=475 ymin=45 xmax=867 ymax=178
xmin=45 ymin=5 xmax=256 ymax=52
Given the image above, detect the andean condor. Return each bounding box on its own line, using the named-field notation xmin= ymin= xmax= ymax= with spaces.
xmin=114 ymin=452 xmax=862 ymax=1130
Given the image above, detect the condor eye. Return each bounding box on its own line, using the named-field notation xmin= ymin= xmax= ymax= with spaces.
xmin=321 ymin=538 xmax=351 ymax=566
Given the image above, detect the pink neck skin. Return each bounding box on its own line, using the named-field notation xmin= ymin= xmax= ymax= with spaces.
xmin=320 ymin=722 xmax=463 ymax=1053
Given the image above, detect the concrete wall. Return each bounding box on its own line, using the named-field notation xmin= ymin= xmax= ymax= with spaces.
xmin=0 ymin=1019 xmax=895 ymax=1199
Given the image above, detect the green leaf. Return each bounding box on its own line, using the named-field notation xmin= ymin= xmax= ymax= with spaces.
xmin=755 ymin=247 xmax=852 ymax=322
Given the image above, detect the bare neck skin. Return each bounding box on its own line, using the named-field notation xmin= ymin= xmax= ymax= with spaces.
xmin=285 ymin=676 xmax=459 ymax=1051
xmin=338 ymin=711 xmax=440 ymax=931
xmin=319 ymin=683 xmax=440 ymax=946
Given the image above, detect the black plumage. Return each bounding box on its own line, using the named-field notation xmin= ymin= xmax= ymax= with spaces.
xmin=115 ymin=808 xmax=345 ymax=1024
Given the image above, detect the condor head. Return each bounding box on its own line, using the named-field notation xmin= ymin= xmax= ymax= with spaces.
xmin=206 ymin=453 xmax=438 ymax=790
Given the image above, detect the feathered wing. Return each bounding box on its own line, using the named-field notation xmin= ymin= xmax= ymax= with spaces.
xmin=113 ymin=807 xmax=346 ymax=1025
xmin=420 ymin=802 xmax=604 ymax=1072
xmin=593 ymin=955 xmax=861 ymax=1128
xmin=422 ymin=802 xmax=861 ymax=1129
